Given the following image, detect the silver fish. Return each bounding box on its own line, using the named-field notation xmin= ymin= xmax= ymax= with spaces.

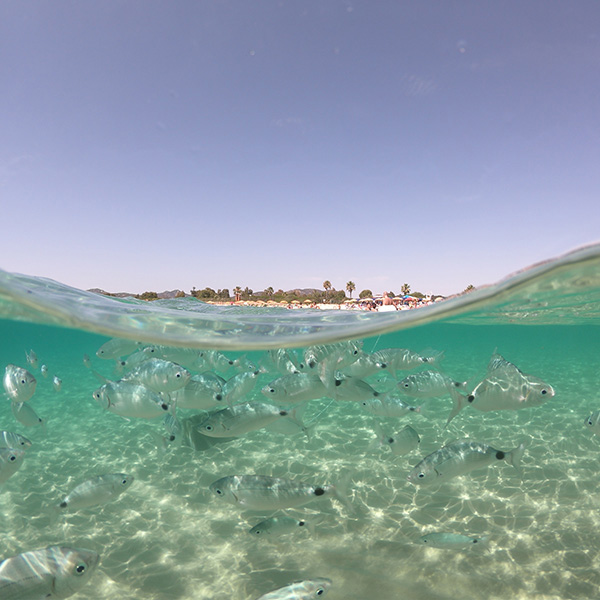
xmin=58 ymin=473 xmax=134 ymax=512
xmin=249 ymin=516 xmax=315 ymax=538
xmin=266 ymin=348 xmax=301 ymax=375
xmin=398 ymin=370 xmax=466 ymax=399
xmin=0 ymin=447 xmax=25 ymax=486
xmin=209 ymin=475 xmax=342 ymax=511
xmin=11 ymin=402 xmax=44 ymax=428
xmin=418 ymin=532 xmax=488 ymax=549
xmin=373 ymin=348 xmax=430 ymax=372
xmin=40 ymin=365 xmax=49 ymax=378
xmin=255 ymin=578 xmax=332 ymax=600
xmin=198 ymin=402 xmax=304 ymax=438
xmin=0 ymin=431 xmax=32 ymax=449
xmin=376 ymin=425 xmax=420 ymax=456
xmin=25 ymin=349 xmax=38 ymax=370
xmin=96 ymin=337 xmax=142 ymax=359
xmin=3 ymin=365 xmax=37 ymax=403
xmin=121 ymin=358 xmax=191 ymax=393
xmin=169 ymin=372 xmax=225 ymax=410
xmin=53 ymin=376 xmax=62 ymax=392
xmin=332 ymin=375 xmax=381 ymax=403
xmin=0 ymin=545 xmax=99 ymax=599
xmin=93 ymin=381 xmax=170 ymax=419
xmin=408 ymin=439 xmax=526 ymax=486
xmin=340 ymin=351 xmax=381 ymax=378
xmin=221 ymin=370 xmax=260 ymax=404
xmin=262 ymin=373 xmax=328 ymax=404
xmin=361 ymin=396 xmax=421 ymax=417
xmin=446 ymin=353 xmax=554 ymax=426
xmin=585 ymin=410 xmax=600 ymax=435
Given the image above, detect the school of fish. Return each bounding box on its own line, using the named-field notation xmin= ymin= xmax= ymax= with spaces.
xmin=1 ymin=337 xmax=558 ymax=599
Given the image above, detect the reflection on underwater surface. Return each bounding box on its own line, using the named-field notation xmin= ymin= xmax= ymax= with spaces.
xmin=0 ymin=245 xmax=599 ymax=599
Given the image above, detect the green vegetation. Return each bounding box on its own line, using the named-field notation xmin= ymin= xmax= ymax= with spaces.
xmin=127 ymin=280 xmax=446 ymax=303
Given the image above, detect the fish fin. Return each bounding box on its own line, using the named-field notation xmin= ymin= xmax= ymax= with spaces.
xmin=444 ymin=386 xmax=468 ymax=429
xmin=508 ymin=439 xmax=528 ymax=473
xmin=91 ymin=369 xmax=109 ymax=384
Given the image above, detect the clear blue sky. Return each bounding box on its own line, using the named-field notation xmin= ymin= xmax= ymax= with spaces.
xmin=1 ymin=1 xmax=598 ymax=296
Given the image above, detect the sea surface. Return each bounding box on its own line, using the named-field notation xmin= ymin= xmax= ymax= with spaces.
xmin=0 ymin=244 xmax=599 ymax=600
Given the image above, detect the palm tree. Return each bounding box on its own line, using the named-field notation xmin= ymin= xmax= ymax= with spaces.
xmin=265 ymin=286 xmax=274 ymax=297
xmin=233 ymin=286 xmax=242 ymax=302
xmin=401 ymin=283 xmax=411 ymax=296
xmin=346 ymin=281 xmax=356 ymax=298
xmin=323 ymin=280 xmax=332 ymax=300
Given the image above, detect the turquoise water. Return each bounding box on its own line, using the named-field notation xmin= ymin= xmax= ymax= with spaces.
xmin=1 ymin=245 xmax=599 ymax=599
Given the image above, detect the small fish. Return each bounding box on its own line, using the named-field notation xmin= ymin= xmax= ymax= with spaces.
xmin=398 ymin=370 xmax=466 ymax=399
xmin=376 ymin=425 xmax=420 ymax=456
xmin=169 ymin=372 xmax=225 ymax=410
xmin=221 ymin=370 xmax=260 ymax=405
xmin=198 ymin=402 xmax=305 ymax=438
xmin=96 ymin=337 xmax=142 ymax=359
xmin=255 ymin=578 xmax=332 ymax=600
xmin=266 ymin=348 xmax=301 ymax=374
xmin=58 ymin=473 xmax=134 ymax=512
xmin=249 ymin=516 xmax=315 ymax=538
xmin=332 ymin=375 xmax=381 ymax=403
xmin=372 ymin=348 xmax=431 ymax=372
xmin=3 ymin=365 xmax=37 ymax=403
xmin=120 ymin=358 xmax=191 ymax=393
xmin=418 ymin=532 xmax=488 ymax=549
xmin=199 ymin=350 xmax=236 ymax=374
xmin=82 ymin=354 xmax=92 ymax=369
xmin=40 ymin=364 xmax=49 ymax=378
xmin=341 ymin=351 xmax=382 ymax=378
xmin=0 ymin=546 xmax=100 ymax=599
xmin=0 ymin=431 xmax=32 ymax=449
xmin=408 ymin=439 xmax=526 ymax=486
xmin=53 ymin=376 xmax=63 ymax=392
xmin=0 ymin=447 xmax=26 ymax=486
xmin=209 ymin=475 xmax=345 ymax=511
xmin=262 ymin=373 xmax=328 ymax=404
xmin=25 ymin=349 xmax=39 ymax=370
xmin=11 ymin=401 xmax=44 ymax=428
xmin=93 ymin=381 xmax=170 ymax=419
xmin=585 ymin=410 xmax=600 ymax=435
xmin=446 ymin=353 xmax=554 ymax=426
xmin=361 ymin=396 xmax=421 ymax=417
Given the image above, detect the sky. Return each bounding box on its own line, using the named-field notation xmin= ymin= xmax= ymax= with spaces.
xmin=1 ymin=1 xmax=599 ymax=297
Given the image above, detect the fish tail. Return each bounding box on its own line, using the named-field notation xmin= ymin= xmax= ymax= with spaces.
xmin=444 ymin=386 xmax=467 ymax=429
xmin=508 ymin=440 xmax=528 ymax=473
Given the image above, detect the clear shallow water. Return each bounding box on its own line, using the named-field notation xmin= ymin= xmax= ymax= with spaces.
xmin=0 ymin=245 xmax=599 ymax=600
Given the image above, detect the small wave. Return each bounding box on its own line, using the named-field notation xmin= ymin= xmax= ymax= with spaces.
xmin=0 ymin=243 xmax=599 ymax=349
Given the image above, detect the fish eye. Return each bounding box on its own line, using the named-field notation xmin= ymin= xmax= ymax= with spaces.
xmin=206 ymin=425 xmax=213 ymax=431
xmin=388 ymin=437 xmax=394 ymax=444
xmin=379 ymin=363 xmax=387 ymax=368
xmin=161 ymin=404 xmax=169 ymax=411
xmin=254 ymin=529 xmax=261 ymax=535
xmin=9 ymin=454 xmax=16 ymax=461
xmin=169 ymin=435 xmax=175 ymax=441
xmin=215 ymin=394 xmax=223 ymax=401
xmin=176 ymin=372 xmax=181 ymax=378
xmin=541 ymin=389 xmax=547 ymax=395
xmin=403 ymin=383 xmax=409 ymax=387
xmin=418 ymin=473 xmax=425 ymax=478
xmin=121 ymin=479 xmax=128 ymax=485
xmin=588 ymin=419 xmax=593 ymax=425
xmin=269 ymin=388 xmax=275 ymax=393
xmin=215 ymin=488 xmax=223 ymax=495
xmin=316 ymin=588 xmax=325 ymax=596
xmin=75 ymin=563 xmax=87 ymax=575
